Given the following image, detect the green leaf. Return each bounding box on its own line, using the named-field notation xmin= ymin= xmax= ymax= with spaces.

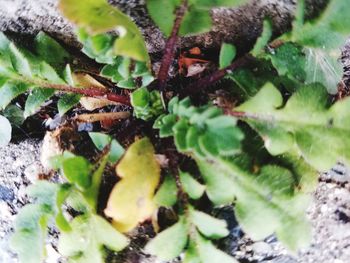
xmin=11 ymin=205 xmax=50 ymax=263
xmin=24 ymin=88 xmax=55 ymax=117
xmin=199 ymin=157 xmax=310 ymax=251
xmin=58 ymin=94 xmax=81 ymax=116
xmin=147 ymin=0 xmax=180 ymax=37
xmin=0 ymin=82 xmax=30 ymax=110
xmin=266 ymin=42 xmax=306 ymax=83
xmin=8 ymin=43 xmax=32 ymax=77
xmin=197 ymin=158 xmax=236 ymax=205
xmin=190 ymin=209 xmax=229 ymax=239
xmin=180 ymin=7 xmax=212 ymax=36
xmin=154 ymin=97 xmax=244 ymax=160
xmin=131 ymin=87 xmax=164 ymax=121
xmin=89 ymin=132 xmax=111 ymax=150
xmin=237 ymin=82 xmax=350 ymax=171
xmin=109 ymin=139 xmax=125 ymax=163
xmin=179 ymin=171 xmax=205 ymax=200
xmin=11 ymin=182 xmax=59 ymax=263
xmin=292 ymin=0 xmax=350 ymax=50
xmin=195 ymin=234 xmax=239 ymax=263
xmin=89 ymin=132 xmax=125 ymax=163
xmin=60 ymin=0 xmax=149 ymax=62
xmin=62 ymin=156 xmax=92 ymax=190
xmin=34 ymin=31 xmax=70 ymax=69
xmin=0 ymin=115 xmax=11 ymax=146
xmin=252 ymin=18 xmax=273 ymax=56
xmin=154 ymin=175 xmax=178 ymax=207
xmin=219 ymin=43 xmax=236 ymax=69
xmin=145 ymin=217 xmax=188 ymax=261
xmin=58 ymin=214 xmax=128 ymax=263
xmin=3 ymin=105 xmax=24 ymax=126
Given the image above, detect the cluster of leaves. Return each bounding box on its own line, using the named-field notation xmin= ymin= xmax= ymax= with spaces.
xmin=11 ymin=133 xmax=127 ymax=263
xmin=6 ymin=0 xmax=350 ymax=262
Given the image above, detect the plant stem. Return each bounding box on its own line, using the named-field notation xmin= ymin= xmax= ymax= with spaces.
xmin=157 ymin=0 xmax=188 ymax=91
xmin=33 ymin=80 xmax=131 ymax=106
xmin=75 ymin=112 xmax=131 ymax=123
xmin=185 ymin=54 xmax=253 ymax=94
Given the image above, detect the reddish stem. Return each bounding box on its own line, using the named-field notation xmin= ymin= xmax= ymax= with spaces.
xmin=34 ymin=81 xmax=131 ymax=106
xmin=185 ymin=54 xmax=253 ymax=94
xmin=158 ymin=0 xmax=188 ymax=91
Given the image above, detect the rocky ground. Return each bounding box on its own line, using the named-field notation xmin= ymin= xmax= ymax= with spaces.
xmin=0 ymin=139 xmax=349 ymax=263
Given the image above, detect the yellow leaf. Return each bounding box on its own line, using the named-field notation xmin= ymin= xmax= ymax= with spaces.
xmin=104 ymin=138 xmax=161 ymax=232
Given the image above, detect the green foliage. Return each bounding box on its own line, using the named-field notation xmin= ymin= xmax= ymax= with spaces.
xmin=236 ymin=82 xmax=350 ymax=172
xmin=59 ymin=0 xmax=149 ymax=62
xmin=0 ymin=32 xmax=78 ymax=120
xmin=147 ymin=0 xmax=248 ymax=36
xmin=10 ymin=182 xmax=60 ymax=263
xmin=131 ymin=87 xmax=164 ymax=120
xmin=8 ymin=0 xmax=350 ymax=262
xmin=58 ymin=214 xmax=128 ymax=263
xmin=89 ymin=132 xmax=125 ymax=163
xmin=154 ymin=174 xmax=178 ymax=207
xmin=154 ymin=97 xmax=244 ymax=158
xmin=219 ymin=43 xmax=236 ymax=69
xmin=78 ymin=29 xmax=154 ymax=89
xmin=11 ymin=150 xmax=128 ymax=263
xmin=252 ymin=18 xmax=273 ymax=56
xmin=146 ymin=208 xmax=236 ymax=262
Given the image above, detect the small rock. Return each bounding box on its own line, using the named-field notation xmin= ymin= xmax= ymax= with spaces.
xmin=0 ymin=185 xmax=14 ymax=202
xmin=252 ymin=241 xmax=272 ymax=255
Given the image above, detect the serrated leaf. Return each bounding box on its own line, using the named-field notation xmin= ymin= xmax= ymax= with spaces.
xmin=236 ymin=82 xmax=350 ymax=171
xmin=266 ymin=42 xmax=306 ymax=82
xmin=0 ymin=115 xmax=11 ymax=146
xmin=58 ymin=214 xmax=128 ymax=263
xmin=105 ymin=138 xmax=161 ymax=232
xmin=199 ymin=157 xmax=310 ymax=251
xmin=219 ymin=43 xmax=236 ymax=69
xmin=24 ymin=88 xmax=55 ymax=117
xmin=3 ymin=105 xmax=24 ymax=126
xmin=190 ymin=209 xmax=229 ymax=239
xmin=145 ymin=217 xmax=188 ymax=261
xmin=34 ymin=32 xmax=70 ymax=69
xmin=179 ymin=171 xmax=205 ymax=200
xmin=58 ymin=94 xmax=81 ymax=116
xmin=154 ymin=175 xmax=178 ymax=207
xmin=60 ymin=0 xmax=149 ymax=62
xmin=196 ymin=159 xmax=236 ymax=205
xmin=8 ymin=43 xmax=32 ymax=77
xmin=0 ymin=82 xmax=30 ymax=110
